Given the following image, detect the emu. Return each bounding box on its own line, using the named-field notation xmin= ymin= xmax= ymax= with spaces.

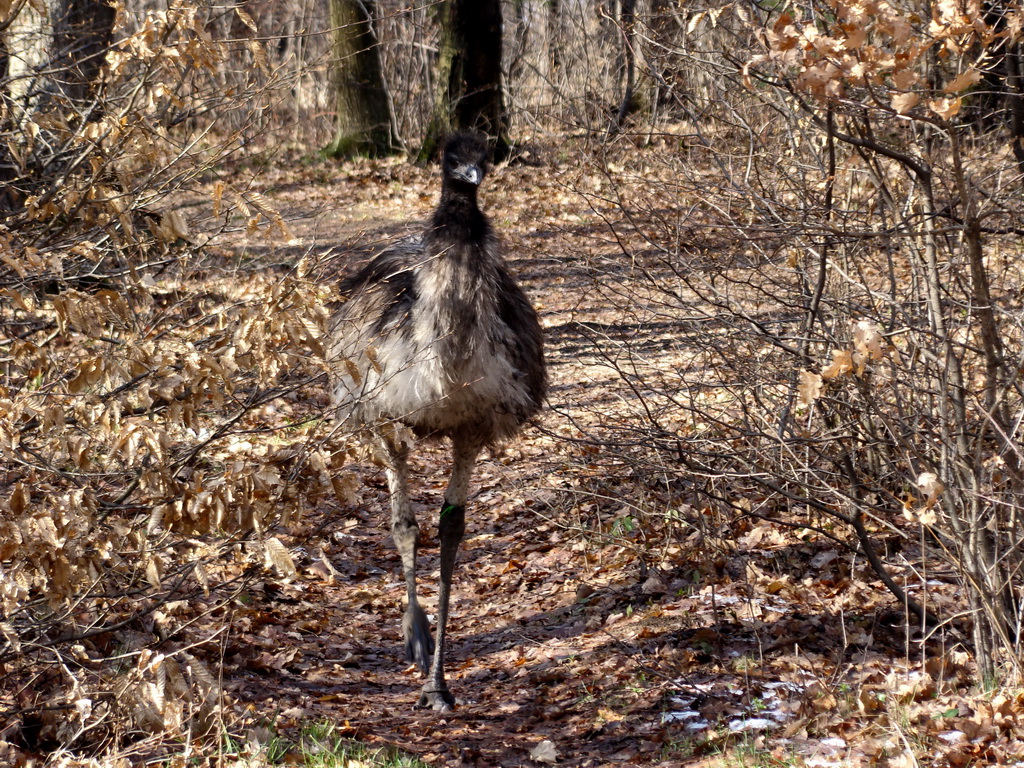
xmin=328 ymin=132 xmax=547 ymax=711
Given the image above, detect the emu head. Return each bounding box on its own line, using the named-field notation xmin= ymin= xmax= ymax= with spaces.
xmin=442 ymin=132 xmax=489 ymax=188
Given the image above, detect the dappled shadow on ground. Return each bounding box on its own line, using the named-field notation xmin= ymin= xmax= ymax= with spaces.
xmin=217 ymin=472 xmax=931 ymax=767
xmin=192 ymin=148 xmax=960 ymax=768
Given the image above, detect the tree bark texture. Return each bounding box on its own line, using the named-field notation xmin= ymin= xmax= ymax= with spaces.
xmin=1003 ymin=43 xmax=1024 ymax=175
xmin=5 ymin=1 xmax=54 ymax=123
xmin=547 ymin=0 xmax=561 ymax=79
xmin=2 ymin=0 xmax=113 ymax=213
xmin=324 ymin=0 xmax=397 ymax=159
xmin=613 ymin=0 xmax=637 ymax=129
xmin=419 ymin=0 xmax=510 ymax=163
xmin=4 ymin=0 xmax=113 ymax=122
xmin=53 ymin=0 xmax=113 ymax=107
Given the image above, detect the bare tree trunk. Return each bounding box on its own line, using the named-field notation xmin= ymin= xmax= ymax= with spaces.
xmin=613 ymin=0 xmax=636 ymax=130
xmin=5 ymin=1 xmax=54 ymax=123
xmin=419 ymin=0 xmax=511 ymax=163
xmin=547 ymin=0 xmax=561 ymax=80
xmin=4 ymin=0 xmax=113 ymax=122
xmin=508 ymin=0 xmax=528 ymax=86
xmin=324 ymin=0 xmax=398 ymax=159
xmin=1003 ymin=43 xmax=1024 ymax=175
xmin=52 ymin=0 xmax=113 ymax=109
xmin=2 ymin=0 xmax=113 ymax=214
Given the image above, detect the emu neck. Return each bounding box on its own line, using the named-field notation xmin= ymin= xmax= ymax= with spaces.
xmin=429 ymin=181 xmax=488 ymax=249
xmin=420 ymin=180 xmax=497 ymax=363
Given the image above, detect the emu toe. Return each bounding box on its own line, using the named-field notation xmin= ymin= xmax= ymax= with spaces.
xmin=402 ymin=603 xmax=434 ymax=674
xmin=416 ymin=685 xmax=456 ymax=712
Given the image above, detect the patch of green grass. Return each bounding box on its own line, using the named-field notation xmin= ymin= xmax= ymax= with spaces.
xmin=664 ymin=729 xmax=801 ymax=768
xmin=659 ymin=732 xmax=701 ymax=760
xmin=725 ymin=734 xmax=800 ymax=767
xmin=213 ymin=720 xmax=429 ymax=767
xmin=610 ymin=515 xmax=636 ymax=536
xmin=731 ymin=655 xmax=760 ymax=673
xmin=221 ymin=728 xmax=290 ymax=764
xmin=298 ymin=721 xmax=430 ymax=768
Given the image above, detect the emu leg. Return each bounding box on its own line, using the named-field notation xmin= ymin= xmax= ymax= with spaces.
xmin=379 ymin=435 xmax=434 ymax=674
xmin=417 ymin=438 xmax=478 ymax=712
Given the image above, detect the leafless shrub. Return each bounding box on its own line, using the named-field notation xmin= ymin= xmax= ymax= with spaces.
xmin=560 ymin=0 xmax=1024 ymax=684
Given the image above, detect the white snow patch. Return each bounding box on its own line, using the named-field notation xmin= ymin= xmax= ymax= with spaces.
xmin=801 ymin=739 xmax=849 ymax=768
xmin=728 ymin=717 xmax=777 ymax=732
xmin=763 ymin=681 xmax=804 ymax=692
xmin=706 ymin=595 xmax=741 ymax=605
xmin=905 ymin=579 xmax=946 ymax=589
xmin=661 ymin=710 xmax=702 ymax=724
xmin=805 ymin=758 xmax=844 ymax=768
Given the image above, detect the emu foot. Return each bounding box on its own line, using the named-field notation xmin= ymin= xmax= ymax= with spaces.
xmin=416 ymin=685 xmax=455 ymax=712
xmin=402 ymin=603 xmax=434 ymax=674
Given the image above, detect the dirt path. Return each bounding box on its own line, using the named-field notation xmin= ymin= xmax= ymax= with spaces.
xmin=198 ymin=149 xmax=900 ymax=768
xmin=203 ymin=154 xmax=660 ymax=766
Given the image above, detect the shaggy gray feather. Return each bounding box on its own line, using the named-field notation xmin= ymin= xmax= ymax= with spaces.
xmin=329 ymin=135 xmax=546 ymax=446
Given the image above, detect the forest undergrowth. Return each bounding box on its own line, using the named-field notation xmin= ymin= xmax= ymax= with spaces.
xmin=2 ymin=131 xmax=1023 ymax=768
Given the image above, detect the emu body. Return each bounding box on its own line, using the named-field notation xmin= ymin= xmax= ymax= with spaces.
xmin=328 ymin=132 xmax=546 ymax=711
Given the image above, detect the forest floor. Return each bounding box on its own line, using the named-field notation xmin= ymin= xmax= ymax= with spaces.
xmin=167 ymin=137 xmax=1011 ymax=768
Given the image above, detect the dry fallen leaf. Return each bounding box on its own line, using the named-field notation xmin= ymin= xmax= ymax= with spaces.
xmin=263 ymin=537 xmax=297 ymax=579
xmin=929 ymin=96 xmax=962 ymax=120
xmin=892 ymin=91 xmax=920 ymax=114
xmin=530 ymin=739 xmax=559 ymax=764
xmin=944 ymin=68 xmax=982 ymax=94
xmin=916 ymin=472 xmax=944 ymax=512
xmin=641 ymin=574 xmax=667 ymax=595
xmin=822 ymin=348 xmax=854 ymax=379
xmin=797 ymin=369 xmax=823 ymax=407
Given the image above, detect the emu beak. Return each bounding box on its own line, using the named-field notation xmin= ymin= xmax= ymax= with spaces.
xmin=452 ymin=164 xmax=483 ymax=186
